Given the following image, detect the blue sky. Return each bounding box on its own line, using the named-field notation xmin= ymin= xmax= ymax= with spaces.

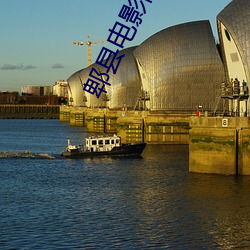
xmin=0 ymin=0 xmax=232 ymax=92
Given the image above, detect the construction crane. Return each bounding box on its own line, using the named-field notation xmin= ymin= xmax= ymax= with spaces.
xmin=73 ymin=35 xmax=108 ymax=66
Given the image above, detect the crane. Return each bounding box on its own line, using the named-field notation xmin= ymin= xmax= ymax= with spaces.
xmin=73 ymin=35 xmax=108 ymax=66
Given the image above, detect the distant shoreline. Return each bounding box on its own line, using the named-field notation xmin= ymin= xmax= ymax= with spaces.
xmin=0 ymin=104 xmax=59 ymax=119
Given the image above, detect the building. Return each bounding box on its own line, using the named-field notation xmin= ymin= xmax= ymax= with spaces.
xmin=79 ymin=63 xmax=106 ymax=108
xmin=67 ymin=69 xmax=86 ymax=106
xmin=21 ymin=85 xmax=58 ymax=105
xmin=67 ymin=0 xmax=250 ymax=115
xmin=75 ymin=46 xmax=141 ymax=109
xmin=0 ymin=92 xmax=19 ymax=104
xmin=21 ymin=86 xmax=53 ymax=96
xmin=53 ymin=80 xmax=68 ymax=98
xmin=133 ymin=20 xmax=225 ymax=112
xmin=68 ymin=21 xmax=225 ymax=112
xmin=217 ymin=0 xmax=250 ymax=116
xmin=98 ymin=46 xmax=141 ymax=110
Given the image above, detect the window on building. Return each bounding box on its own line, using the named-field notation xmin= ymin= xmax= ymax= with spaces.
xmin=225 ymin=29 xmax=231 ymax=42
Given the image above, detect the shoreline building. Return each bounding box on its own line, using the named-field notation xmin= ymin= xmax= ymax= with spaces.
xmin=52 ymin=80 xmax=68 ymax=99
xmin=21 ymin=85 xmax=57 ymax=105
xmin=0 ymin=92 xmax=19 ymax=104
xmin=217 ymin=0 xmax=250 ymax=116
xmin=67 ymin=0 xmax=249 ymax=116
xmin=67 ymin=21 xmax=225 ymax=113
xmin=133 ymin=20 xmax=225 ymax=112
xmin=21 ymin=86 xmax=53 ymax=97
xmin=78 ymin=46 xmax=141 ymax=109
xmin=67 ymin=69 xmax=85 ymax=106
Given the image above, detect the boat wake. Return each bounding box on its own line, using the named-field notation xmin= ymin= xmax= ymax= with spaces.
xmin=0 ymin=151 xmax=55 ymax=159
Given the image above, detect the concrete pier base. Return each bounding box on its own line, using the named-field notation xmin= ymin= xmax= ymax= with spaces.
xmin=145 ymin=114 xmax=189 ymax=144
xmin=59 ymin=106 xmax=71 ymax=122
xmin=116 ymin=111 xmax=144 ymax=143
xmin=59 ymin=106 xmax=190 ymax=144
xmin=189 ymin=117 xmax=250 ymax=175
xmin=85 ymin=109 xmax=105 ymax=133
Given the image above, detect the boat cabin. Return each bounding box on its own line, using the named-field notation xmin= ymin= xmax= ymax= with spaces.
xmin=85 ymin=135 xmax=121 ymax=152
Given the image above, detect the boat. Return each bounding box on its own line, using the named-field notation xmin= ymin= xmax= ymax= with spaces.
xmin=61 ymin=134 xmax=146 ymax=158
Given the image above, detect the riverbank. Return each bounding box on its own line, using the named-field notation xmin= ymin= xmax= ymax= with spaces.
xmin=0 ymin=105 xmax=59 ymax=119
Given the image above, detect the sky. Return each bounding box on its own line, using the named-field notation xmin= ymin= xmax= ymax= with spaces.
xmin=0 ymin=0 xmax=232 ymax=92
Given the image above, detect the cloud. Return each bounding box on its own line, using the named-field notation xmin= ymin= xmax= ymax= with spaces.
xmin=23 ymin=64 xmax=36 ymax=70
xmin=51 ymin=63 xmax=64 ymax=69
xmin=1 ymin=63 xmax=36 ymax=70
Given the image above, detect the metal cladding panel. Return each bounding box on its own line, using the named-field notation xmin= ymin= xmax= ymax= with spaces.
xmin=67 ymin=69 xmax=86 ymax=106
xmin=79 ymin=46 xmax=141 ymax=109
xmin=133 ymin=20 xmax=225 ymax=111
xmin=100 ymin=46 xmax=141 ymax=109
xmin=79 ymin=63 xmax=107 ymax=108
xmin=217 ymin=0 xmax=250 ymax=83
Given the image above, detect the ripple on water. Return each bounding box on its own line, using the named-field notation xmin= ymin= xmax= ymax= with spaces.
xmin=0 ymin=120 xmax=250 ymax=249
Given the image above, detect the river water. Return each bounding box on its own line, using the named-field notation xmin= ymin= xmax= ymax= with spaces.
xmin=0 ymin=119 xmax=250 ymax=249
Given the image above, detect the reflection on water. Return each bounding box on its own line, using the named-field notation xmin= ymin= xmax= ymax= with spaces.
xmin=186 ymin=174 xmax=250 ymax=249
xmin=0 ymin=120 xmax=250 ymax=249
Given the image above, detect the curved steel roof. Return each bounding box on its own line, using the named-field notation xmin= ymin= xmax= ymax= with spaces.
xmin=77 ymin=46 xmax=141 ymax=109
xmin=79 ymin=63 xmax=107 ymax=108
xmin=67 ymin=69 xmax=86 ymax=106
xmin=217 ymin=0 xmax=250 ymax=83
xmin=133 ymin=20 xmax=225 ymax=111
xmin=100 ymin=46 xmax=141 ymax=109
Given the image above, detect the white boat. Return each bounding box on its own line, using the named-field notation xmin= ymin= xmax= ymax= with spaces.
xmin=62 ymin=134 xmax=146 ymax=158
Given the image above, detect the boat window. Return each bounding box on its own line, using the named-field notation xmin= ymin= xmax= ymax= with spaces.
xmin=105 ymin=140 xmax=110 ymax=144
xmin=98 ymin=140 xmax=103 ymax=145
xmin=116 ymin=139 xmax=120 ymax=144
xmin=111 ymin=139 xmax=114 ymax=144
xmin=92 ymin=140 xmax=97 ymax=145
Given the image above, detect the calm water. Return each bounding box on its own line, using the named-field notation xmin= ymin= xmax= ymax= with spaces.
xmin=0 ymin=119 xmax=250 ymax=249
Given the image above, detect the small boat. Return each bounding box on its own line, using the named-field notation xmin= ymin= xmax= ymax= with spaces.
xmin=61 ymin=134 xmax=146 ymax=158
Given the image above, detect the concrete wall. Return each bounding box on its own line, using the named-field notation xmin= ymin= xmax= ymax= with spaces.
xmin=145 ymin=114 xmax=189 ymax=144
xmin=59 ymin=106 xmax=190 ymax=144
xmin=189 ymin=117 xmax=250 ymax=175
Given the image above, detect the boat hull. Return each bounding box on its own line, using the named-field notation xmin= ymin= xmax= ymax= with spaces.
xmin=62 ymin=142 xmax=146 ymax=159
